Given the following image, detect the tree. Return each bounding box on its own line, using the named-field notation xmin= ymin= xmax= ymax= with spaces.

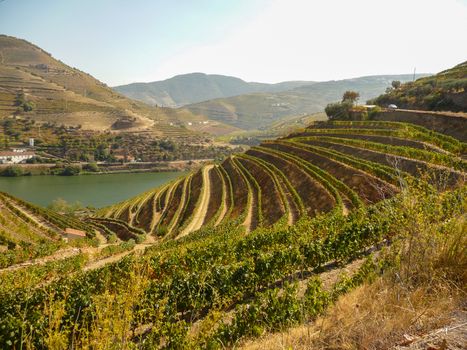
xmin=391 ymin=80 xmax=401 ymax=89
xmin=342 ymin=91 xmax=360 ymax=104
xmin=1 ymin=166 xmax=23 ymax=177
xmin=59 ymin=165 xmax=81 ymax=176
xmin=324 ymin=101 xmax=353 ymax=120
xmin=83 ymin=162 xmax=100 ymax=172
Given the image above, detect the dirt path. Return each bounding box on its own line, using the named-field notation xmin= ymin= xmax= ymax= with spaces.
xmin=168 ymin=176 xmax=191 ymax=235
xmin=178 ymin=165 xmax=214 ymax=238
xmin=8 ymin=201 xmax=61 ymax=234
xmin=149 ymin=186 xmax=166 ymax=232
xmin=215 ymin=167 xmax=229 ymax=226
xmin=1 ymin=247 xmax=81 ymax=272
xmin=392 ymin=311 xmax=466 ymax=350
xmin=242 ymin=197 xmax=254 ymax=232
xmin=83 ymin=234 xmax=158 ymax=271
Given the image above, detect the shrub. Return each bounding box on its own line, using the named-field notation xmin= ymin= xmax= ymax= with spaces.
xmin=1 ymin=166 xmax=23 ymax=177
xmin=82 ymin=162 xmax=100 ymax=172
xmin=324 ymin=101 xmax=353 ymax=120
xmin=59 ymin=165 xmax=81 ymax=176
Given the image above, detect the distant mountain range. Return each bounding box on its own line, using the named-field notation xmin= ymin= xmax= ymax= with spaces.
xmin=182 ymin=74 xmax=429 ymax=130
xmin=113 ymin=73 xmax=316 ymax=107
xmin=0 ymin=35 xmax=432 ymax=136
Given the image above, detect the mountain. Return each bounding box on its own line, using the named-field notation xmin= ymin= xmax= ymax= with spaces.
xmin=369 ymin=61 xmax=467 ymax=111
xmin=183 ymin=74 xmax=429 ymax=131
xmin=0 ymin=35 xmax=198 ymax=132
xmin=113 ymin=72 xmax=316 ymax=107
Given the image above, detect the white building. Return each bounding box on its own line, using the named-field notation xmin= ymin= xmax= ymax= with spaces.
xmin=0 ymin=149 xmax=35 ymax=164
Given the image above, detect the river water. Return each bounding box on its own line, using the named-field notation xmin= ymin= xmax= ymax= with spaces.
xmin=0 ymin=172 xmax=184 ymax=208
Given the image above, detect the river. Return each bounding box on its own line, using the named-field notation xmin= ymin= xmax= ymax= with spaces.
xmin=0 ymin=172 xmax=184 ymax=208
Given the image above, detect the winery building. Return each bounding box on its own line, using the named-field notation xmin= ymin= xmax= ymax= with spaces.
xmin=0 ymin=149 xmax=35 ymax=164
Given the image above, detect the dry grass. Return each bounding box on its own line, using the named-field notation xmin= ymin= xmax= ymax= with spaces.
xmin=240 ymin=212 xmax=467 ymax=350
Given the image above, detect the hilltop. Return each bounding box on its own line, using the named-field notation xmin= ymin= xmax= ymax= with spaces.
xmin=369 ymin=61 xmax=467 ymax=111
xmin=183 ymin=74 xmax=429 ymax=131
xmin=113 ymin=73 xmax=315 ymax=107
xmin=0 ymin=35 xmax=200 ymax=132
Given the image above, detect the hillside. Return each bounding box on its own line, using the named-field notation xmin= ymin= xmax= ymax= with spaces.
xmin=1 ymin=116 xmax=465 ymax=349
xmin=184 ymin=74 xmax=429 ymax=131
xmin=0 ymin=35 xmax=200 ymax=132
xmin=113 ymin=72 xmax=315 ymax=107
xmin=0 ymin=191 xmax=96 ymax=267
xmin=99 ymin=119 xmax=466 ymax=238
xmin=0 ymin=189 xmax=158 ymax=271
xmin=369 ymin=61 xmax=467 ymax=111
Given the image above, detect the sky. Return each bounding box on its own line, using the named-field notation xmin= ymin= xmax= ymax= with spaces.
xmin=0 ymin=0 xmax=466 ymax=86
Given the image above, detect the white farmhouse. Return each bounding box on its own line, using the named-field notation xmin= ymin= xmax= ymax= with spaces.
xmin=0 ymin=149 xmax=35 ymax=164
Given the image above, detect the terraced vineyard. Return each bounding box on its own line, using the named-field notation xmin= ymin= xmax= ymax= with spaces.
xmin=0 ymin=192 xmax=91 ymax=267
xmin=0 ymin=191 xmax=149 ymax=269
xmin=1 ymin=118 xmax=466 ymax=349
xmin=98 ymin=120 xmax=466 ymax=238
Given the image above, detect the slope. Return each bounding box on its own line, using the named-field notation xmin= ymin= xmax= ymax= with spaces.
xmin=98 ymin=117 xmax=466 ymax=239
xmin=113 ymin=72 xmax=315 ymax=107
xmin=0 ymin=35 xmax=199 ymax=132
xmin=184 ymin=74 xmax=429 ymax=130
xmin=369 ymin=61 xmax=467 ymax=111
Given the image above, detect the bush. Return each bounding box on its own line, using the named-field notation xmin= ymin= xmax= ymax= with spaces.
xmin=1 ymin=166 xmax=23 ymax=177
xmin=59 ymin=165 xmax=81 ymax=176
xmin=107 ymin=233 xmax=118 ymax=244
xmin=325 ymin=101 xmax=353 ymax=120
xmin=82 ymin=163 xmax=100 ymax=172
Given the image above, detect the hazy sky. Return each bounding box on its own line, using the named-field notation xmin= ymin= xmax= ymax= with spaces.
xmin=1 ymin=0 xmax=466 ymax=86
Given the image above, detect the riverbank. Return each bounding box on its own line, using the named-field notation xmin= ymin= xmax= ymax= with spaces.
xmin=0 ymin=159 xmax=212 ymax=177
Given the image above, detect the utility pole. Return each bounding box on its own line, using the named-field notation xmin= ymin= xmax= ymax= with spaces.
xmin=413 ymin=67 xmax=416 ymax=81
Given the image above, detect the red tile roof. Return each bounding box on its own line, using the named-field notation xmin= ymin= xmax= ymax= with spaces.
xmin=65 ymin=228 xmax=87 ymax=237
xmin=0 ymin=151 xmax=35 ymax=157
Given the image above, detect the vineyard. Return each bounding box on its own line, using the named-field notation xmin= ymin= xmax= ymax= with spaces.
xmin=0 ymin=192 xmax=93 ymax=268
xmin=0 ymin=118 xmax=466 ymax=349
xmin=0 ymin=191 xmax=151 ymax=269
xmin=99 ymin=120 xmax=466 ymax=237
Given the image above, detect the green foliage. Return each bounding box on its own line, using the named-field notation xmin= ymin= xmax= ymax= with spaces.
xmin=14 ymin=92 xmax=35 ymax=112
xmin=82 ymin=162 xmax=100 ymax=172
xmin=325 ymin=100 xmax=353 ymax=120
xmin=57 ymin=165 xmax=81 ymax=176
xmin=0 ymin=165 xmax=24 ymax=177
xmin=342 ymin=90 xmax=360 ymax=103
xmin=47 ymin=198 xmax=84 ymax=215
xmin=369 ymin=61 xmax=467 ymax=111
xmin=2 ymin=184 xmax=464 ymax=348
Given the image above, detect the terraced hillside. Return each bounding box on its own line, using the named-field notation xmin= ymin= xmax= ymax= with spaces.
xmin=98 ymin=120 xmax=466 ymax=238
xmin=0 ymin=192 xmax=94 ymax=267
xmin=0 ymin=191 xmax=149 ymax=269
xmin=0 ymin=35 xmax=200 ymax=133
xmin=369 ymin=61 xmax=467 ymax=111
xmin=2 ymin=119 xmax=466 ymax=349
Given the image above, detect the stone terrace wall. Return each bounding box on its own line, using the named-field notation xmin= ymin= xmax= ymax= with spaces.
xmin=373 ymin=109 xmax=467 ymax=142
